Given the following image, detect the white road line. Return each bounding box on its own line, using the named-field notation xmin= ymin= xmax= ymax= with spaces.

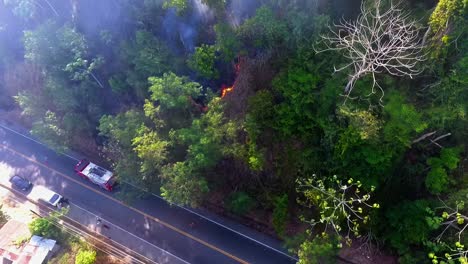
xmin=0 ymin=123 xmax=298 ymax=261
xmin=3 ymin=192 xmax=152 ymax=264
xmin=70 ymin=202 xmax=191 ymax=264
xmin=0 ymin=123 xmax=80 ymax=162
xmin=124 ymin=181 xmax=298 ymax=261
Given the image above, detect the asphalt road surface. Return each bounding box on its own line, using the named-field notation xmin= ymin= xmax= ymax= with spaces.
xmin=0 ymin=124 xmax=297 ymax=264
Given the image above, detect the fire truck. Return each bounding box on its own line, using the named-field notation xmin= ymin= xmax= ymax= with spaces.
xmin=74 ymin=159 xmax=116 ymax=191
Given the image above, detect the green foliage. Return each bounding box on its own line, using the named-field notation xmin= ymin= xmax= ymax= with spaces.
xmin=30 ymin=111 xmax=69 ymax=152
xmin=163 ymin=0 xmax=189 ymax=14
xmin=272 ymin=194 xmax=288 ymax=236
xmin=99 ymin=110 xmax=146 ymax=186
xmin=426 ymin=54 xmax=468 ymax=134
xmin=29 ymin=217 xmax=62 ymax=240
xmin=244 ymin=90 xmax=274 ymax=170
xmin=338 ymin=106 xmax=381 ymax=140
xmin=238 ymin=6 xmax=288 ymax=49
xmin=187 ymin=44 xmax=219 ymax=79
xmin=126 ymin=30 xmax=173 ymax=77
xmin=214 ymin=23 xmax=241 ymax=61
xmin=297 ymin=234 xmax=339 ymax=264
xmin=272 ymin=66 xmax=319 ymax=138
xmin=174 ymin=97 xmax=240 ymax=169
xmin=383 ymin=92 xmax=428 ymax=146
xmin=245 ymin=90 xmax=275 ymax=141
xmin=24 ymin=21 xmax=102 ymax=82
xmin=426 ymin=148 xmax=461 ymax=194
xmin=119 ymin=30 xmax=176 ymax=99
xmin=146 ymin=72 xmax=202 ymax=114
xmin=297 ymin=175 xmax=378 ymax=242
xmin=160 ymin=162 xmax=209 ymax=207
xmin=428 ymin=0 xmax=467 ymax=34
xmin=133 ymin=126 xmax=168 ymax=178
xmin=0 ymin=205 xmax=8 ymax=227
xmin=226 ymin=191 xmax=255 ymax=215
xmin=75 ymin=249 xmax=97 ymax=264
xmin=384 ymin=200 xmax=442 ymax=254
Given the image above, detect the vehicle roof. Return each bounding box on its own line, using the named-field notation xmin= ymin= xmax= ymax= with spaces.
xmin=29 ymin=185 xmax=62 ymax=206
xmin=10 ymin=175 xmax=30 ymax=188
xmin=81 ymin=162 xmax=113 ymax=183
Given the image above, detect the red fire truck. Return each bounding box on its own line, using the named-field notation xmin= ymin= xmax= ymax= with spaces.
xmin=74 ymin=159 xmax=116 ymax=191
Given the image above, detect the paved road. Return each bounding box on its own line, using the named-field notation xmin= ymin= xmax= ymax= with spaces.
xmin=0 ymin=124 xmax=297 ymax=264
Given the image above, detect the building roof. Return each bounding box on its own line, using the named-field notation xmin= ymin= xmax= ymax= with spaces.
xmin=0 ymin=221 xmax=56 ymax=264
xmin=0 ymin=220 xmax=30 ymax=254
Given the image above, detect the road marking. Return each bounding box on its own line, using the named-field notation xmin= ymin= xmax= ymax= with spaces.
xmin=0 ymin=123 xmax=80 ymax=162
xmin=0 ymin=123 xmax=297 ymax=261
xmin=124 ymin=182 xmax=298 ymax=261
xmin=0 ymin=143 xmax=249 ymax=264
xmin=70 ymin=202 xmax=190 ymax=264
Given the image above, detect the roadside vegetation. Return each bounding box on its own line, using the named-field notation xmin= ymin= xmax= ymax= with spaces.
xmin=0 ymin=0 xmax=466 ymax=263
xmin=0 ymin=205 xmax=9 ymax=227
xmin=26 ymin=210 xmax=109 ymax=264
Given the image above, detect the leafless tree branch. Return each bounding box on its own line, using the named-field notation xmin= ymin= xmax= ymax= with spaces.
xmin=316 ymin=0 xmax=425 ymax=103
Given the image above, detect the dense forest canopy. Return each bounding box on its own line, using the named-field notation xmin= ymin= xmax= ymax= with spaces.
xmin=0 ymin=0 xmax=467 ymax=263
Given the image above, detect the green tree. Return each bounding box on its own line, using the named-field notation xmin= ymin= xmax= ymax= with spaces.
xmin=383 ymin=200 xmax=442 ymax=254
xmin=226 ymin=191 xmax=255 ymax=215
xmin=29 ymin=217 xmax=62 ymax=240
xmin=99 ymin=110 xmax=146 ymax=186
xmin=187 ymin=44 xmax=219 ymax=79
xmin=214 ymin=23 xmax=240 ymax=62
xmin=160 ymin=161 xmax=209 ymax=207
xmin=144 ymin=72 xmax=203 ymax=131
xmin=132 ymin=126 xmax=169 ymax=183
xmin=75 ymin=249 xmax=97 ymax=264
xmin=117 ymin=30 xmax=176 ymax=99
xmin=238 ymin=6 xmax=288 ymax=49
xmin=425 ymin=147 xmax=461 ymax=194
xmin=24 ymin=21 xmax=103 ymax=85
xmin=298 ymin=234 xmax=339 ymax=264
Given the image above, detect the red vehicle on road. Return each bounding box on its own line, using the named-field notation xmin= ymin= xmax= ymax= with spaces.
xmin=74 ymin=159 xmax=116 ymax=191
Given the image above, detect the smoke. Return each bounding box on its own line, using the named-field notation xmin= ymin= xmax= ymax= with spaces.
xmin=163 ymin=0 xmax=215 ymax=53
xmin=226 ymin=0 xmax=261 ymax=27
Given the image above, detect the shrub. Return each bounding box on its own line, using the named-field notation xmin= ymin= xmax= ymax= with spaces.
xmin=75 ymin=249 xmax=97 ymax=264
xmin=28 ymin=217 xmax=61 ymax=240
xmin=272 ymin=194 xmax=288 ymax=236
xmin=0 ymin=205 xmax=8 ymax=227
xmin=226 ymin=192 xmax=255 ymax=215
xmin=297 ymin=234 xmax=339 ymax=264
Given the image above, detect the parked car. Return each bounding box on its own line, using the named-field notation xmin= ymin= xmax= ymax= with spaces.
xmin=33 ymin=185 xmax=63 ymax=207
xmin=9 ymin=175 xmax=32 ymax=192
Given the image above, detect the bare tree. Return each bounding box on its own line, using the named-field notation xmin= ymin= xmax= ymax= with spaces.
xmin=433 ymin=199 xmax=468 ymax=263
xmin=317 ymin=0 xmax=425 ymax=102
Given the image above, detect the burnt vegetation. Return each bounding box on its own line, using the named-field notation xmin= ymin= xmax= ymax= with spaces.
xmin=0 ymin=0 xmax=467 ymax=263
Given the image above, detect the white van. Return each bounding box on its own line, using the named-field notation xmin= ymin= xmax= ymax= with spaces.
xmin=29 ymin=185 xmax=63 ymax=207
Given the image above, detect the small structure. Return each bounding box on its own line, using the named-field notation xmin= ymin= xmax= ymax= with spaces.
xmin=0 ymin=220 xmax=58 ymax=264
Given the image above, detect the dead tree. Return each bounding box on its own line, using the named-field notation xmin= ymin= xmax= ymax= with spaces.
xmin=317 ymin=0 xmax=425 ymax=103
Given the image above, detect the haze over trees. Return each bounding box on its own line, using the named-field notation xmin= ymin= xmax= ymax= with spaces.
xmin=0 ymin=0 xmax=466 ymax=263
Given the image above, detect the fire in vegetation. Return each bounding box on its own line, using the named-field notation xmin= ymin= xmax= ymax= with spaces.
xmin=220 ymin=57 xmax=243 ymax=99
xmin=221 ymin=85 xmax=234 ymax=98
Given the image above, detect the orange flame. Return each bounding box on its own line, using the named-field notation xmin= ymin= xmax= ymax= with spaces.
xmin=221 ymin=86 xmax=234 ymax=98
xmin=220 ymin=56 xmax=243 ymax=99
